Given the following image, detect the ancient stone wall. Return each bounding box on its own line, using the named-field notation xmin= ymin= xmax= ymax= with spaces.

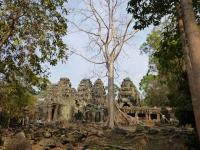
xmin=40 ymin=77 xmax=140 ymax=124
xmin=77 ymin=79 xmax=93 ymax=109
xmin=118 ymin=78 xmax=140 ymax=107
xmin=58 ymin=78 xmax=75 ymax=122
xmin=92 ymin=79 xmax=106 ymax=107
xmin=45 ymin=78 xmax=75 ymax=123
xmin=75 ymin=79 xmax=108 ymax=123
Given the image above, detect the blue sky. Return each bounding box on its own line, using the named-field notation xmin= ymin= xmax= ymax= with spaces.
xmin=47 ymin=0 xmax=152 ymax=90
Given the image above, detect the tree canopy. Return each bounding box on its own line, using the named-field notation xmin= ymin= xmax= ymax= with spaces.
xmin=139 ymin=19 xmax=195 ymax=125
xmin=0 ymin=0 xmax=68 ymax=89
xmin=0 ymin=0 xmax=68 ymax=121
xmin=127 ymin=0 xmax=200 ymax=30
xmin=128 ymin=0 xmax=200 ymax=136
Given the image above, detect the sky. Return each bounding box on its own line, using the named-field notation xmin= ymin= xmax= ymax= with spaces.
xmin=47 ymin=0 xmax=152 ymax=90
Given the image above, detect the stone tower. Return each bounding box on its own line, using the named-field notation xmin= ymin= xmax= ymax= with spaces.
xmin=45 ymin=78 xmax=75 ymax=122
xmin=92 ymin=79 xmax=106 ymax=107
xmin=77 ymin=79 xmax=93 ymax=109
xmin=118 ymin=78 xmax=140 ymax=107
xmin=57 ymin=78 xmax=75 ymax=122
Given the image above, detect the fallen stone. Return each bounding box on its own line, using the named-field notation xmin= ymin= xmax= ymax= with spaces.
xmin=60 ymin=135 xmax=69 ymax=145
xmin=33 ymin=131 xmax=43 ymax=139
xmin=113 ymin=128 xmax=128 ymax=135
xmin=39 ymin=138 xmax=57 ymax=150
xmin=70 ymin=131 xmax=86 ymax=142
xmin=149 ymin=128 xmax=160 ymax=134
xmin=66 ymin=143 xmax=73 ymax=150
xmin=44 ymin=131 xmax=51 ymax=138
xmin=5 ymin=131 xmax=32 ymax=150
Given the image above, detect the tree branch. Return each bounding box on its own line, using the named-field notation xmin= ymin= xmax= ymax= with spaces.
xmin=69 ymin=47 xmax=106 ymax=64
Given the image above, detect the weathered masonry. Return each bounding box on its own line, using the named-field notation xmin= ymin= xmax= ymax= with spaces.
xmin=45 ymin=78 xmax=75 ymax=122
xmin=35 ymin=77 xmax=176 ymax=126
xmin=118 ymin=78 xmax=140 ymax=107
xmin=122 ymin=106 xmax=161 ymax=122
xmin=121 ymin=106 xmax=175 ymax=125
xmin=37 ymin=78 xmax=109 ymax=123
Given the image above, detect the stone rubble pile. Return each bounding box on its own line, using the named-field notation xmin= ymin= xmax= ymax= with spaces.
xmin=0 ymin=124 xmax=199 ymax=150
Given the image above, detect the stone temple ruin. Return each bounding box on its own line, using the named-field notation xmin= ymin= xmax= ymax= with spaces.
xmin=76 ymin=79 xmax=93 ymax=110
xmin=37 ymin=78 xmax=75 ymax=123
xmin=35 ymin=77 xmax=175 ymax=126
xmin=92 ymin=79 xmax=106 ymax=107
xmin=36 ymin=78 xmax=108 ymax=123
xmin=118 ymin=78 xmax=140 ymax=107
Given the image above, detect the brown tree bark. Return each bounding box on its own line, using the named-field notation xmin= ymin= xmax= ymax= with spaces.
xmin=107 ymin=61 xmax=115 ymax=128
xmin=180 ymin=0 xmax=200 ymax=141
xmin=176 ymin=2 xmax=192 ymax=76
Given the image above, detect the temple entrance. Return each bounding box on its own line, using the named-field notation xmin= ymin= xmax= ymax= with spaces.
xmin=75 ymin=110 xmax=84 ymax=121
xmin=138 ymin=113 xmax=146 ymax=120
xmin=47 ymin=104 xmax=60 ymax=122
xmin=95 ymin=111 xmax=101 ymax=122
xmin=51 ymin=105 xmax=56 ymax=121
xmin=85 ymin=110 xmax=93 ymax=122
xmin=127 ymin=113 xmax=135 ymax=117
xmin=150 ymin=114 xmax=157 ymax=120
xmin=123 ymin=102 xmax=130 ymax=107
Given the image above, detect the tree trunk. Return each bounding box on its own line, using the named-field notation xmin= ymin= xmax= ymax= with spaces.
xmin=180 ymin=0 xmax=200 ymax=141
xmin=176 ymin=2 xmax=192 ymax=76
xmin=107 ymin=62 xmax=115 ymax=128
xmin=176 ymin=1 xmax=195 ymax=114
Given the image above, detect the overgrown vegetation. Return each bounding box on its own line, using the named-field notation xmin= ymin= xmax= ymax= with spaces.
xmin=128 ymin=0 xmax=200 ymax=139
xmin=139 ymin=22 xmax=195 ymax=126
xmin=0 ymin=0 xmax=68 ymax=124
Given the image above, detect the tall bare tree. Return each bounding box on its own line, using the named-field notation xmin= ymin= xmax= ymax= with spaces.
xmin=69 ymin=0 xmax=137 ymax=128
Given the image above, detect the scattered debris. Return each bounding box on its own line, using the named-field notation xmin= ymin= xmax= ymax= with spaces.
xmin=0 ymin=123 xmax=199 ymax=150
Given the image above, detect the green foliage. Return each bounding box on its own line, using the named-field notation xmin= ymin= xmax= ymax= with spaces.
xmin=0 ymin=0 xmax=68 ymax=124
xmin=139 ymin=21 xmax=195 ymax=126
xmin=127 ymin=0 xmax=175 ymax=29
xmin=127 ymin=0 xmax=199 ymax=115
xmin=140 ymin=75 xmax=169 ymax=107
xmin=0 ymin=80 xmax=37 ymax=126
xmin=127 ymin=0 xmax=200 ymax=30
xmin=0 ymin=0 xmax=68 ymax=90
